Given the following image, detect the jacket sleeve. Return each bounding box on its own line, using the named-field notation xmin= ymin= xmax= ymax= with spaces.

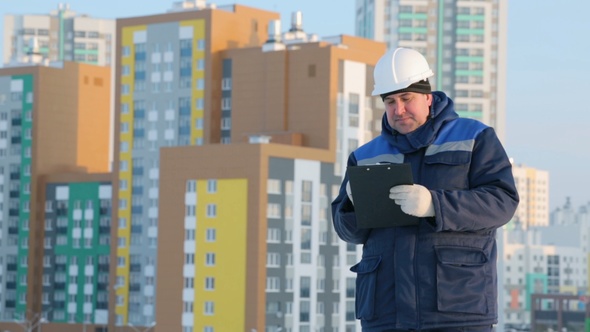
xmin=430 ymin=127 xmax=520 ymax=232
xmin=331 ymin=154 xmax=371 ymax=244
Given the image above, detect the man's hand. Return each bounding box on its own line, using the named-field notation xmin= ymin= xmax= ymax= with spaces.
xmin=346 ymin=181 xmax=353 ymax=204
xmin=389 ymin=184 xmax=434 ymax=217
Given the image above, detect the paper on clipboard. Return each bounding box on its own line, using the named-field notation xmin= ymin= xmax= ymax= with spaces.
xmin=346 ymin=163 xmax=419 ymax=228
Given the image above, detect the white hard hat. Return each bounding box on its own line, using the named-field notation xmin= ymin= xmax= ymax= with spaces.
xmin=372 ymin=47 xmax=434 ymax=96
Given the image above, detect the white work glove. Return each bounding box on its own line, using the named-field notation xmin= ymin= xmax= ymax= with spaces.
xmin=389 ymin=184 xmax=435 ymax=217
xmin=346 ymin=181 xmax=353 ymax=204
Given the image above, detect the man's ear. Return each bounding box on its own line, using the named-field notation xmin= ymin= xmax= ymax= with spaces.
xmin=426 ymin=93 xmax=433 ymax=106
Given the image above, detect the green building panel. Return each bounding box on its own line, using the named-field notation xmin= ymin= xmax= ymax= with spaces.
xmin=526 ymin=273 xmax=548 ymax=310
xmin=13 ymin=74 xmax=33 ymax=316
xmin=43 ymin=181 xmax=112 ymax=323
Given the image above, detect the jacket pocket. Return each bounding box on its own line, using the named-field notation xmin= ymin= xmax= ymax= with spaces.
xmin=423 ymin=152 xmax=470 ymax=190
xmin=434 ymin=245 xmax=488 ymax=314
xmin=350 ymin=255 xmax=382 ymax=320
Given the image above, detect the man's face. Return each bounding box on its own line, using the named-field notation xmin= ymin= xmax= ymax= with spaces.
xmin=383 ymin=92 xmax=432 ymax=134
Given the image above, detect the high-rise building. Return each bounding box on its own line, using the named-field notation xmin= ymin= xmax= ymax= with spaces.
xmin=511 ymin=163 xmax=550 ymax=228
xmin=40 ymin=172 xmax=113 ymax=326
xmin=2 ymin=3 xmax=115 ymax=67
xmin=0 ymin=61 xmax=111 ymax=328
xmin=355 ymin=0 xmax=508 ymax=141
xmin=110 ymin=3 xmax=281 ymax=327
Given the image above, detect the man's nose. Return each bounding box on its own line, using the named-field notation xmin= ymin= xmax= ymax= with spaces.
xmin=394 ymin=103 xmax=405 ymax=115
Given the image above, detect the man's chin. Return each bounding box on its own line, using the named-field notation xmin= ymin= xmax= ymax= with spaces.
xmin=394 ymin=124 xmax=416 ymax=134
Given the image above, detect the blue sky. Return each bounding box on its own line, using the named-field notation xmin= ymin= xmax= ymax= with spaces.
xmin=1 ymin=1 xmax=589 ymax=211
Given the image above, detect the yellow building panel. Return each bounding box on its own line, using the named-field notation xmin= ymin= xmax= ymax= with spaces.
xmin=178 ymin=19 xmax=207 ymax=145
xmin=194 ymin=179 xmax=248 ymax=330
xmin=116 ymin=24 xmax=147 ymax=325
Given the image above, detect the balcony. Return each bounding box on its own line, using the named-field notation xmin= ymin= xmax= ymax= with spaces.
xmin=54 ymin=282 xmax=66 ymax=290
xmin=131 ymin=225 xmax=142 ymax=234
xmin=53 ymin=301 xmax=65 ymax=309
xmin=131 ymin=205 xmax=143 ymax=215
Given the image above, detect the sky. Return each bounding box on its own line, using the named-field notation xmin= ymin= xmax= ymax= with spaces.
xmin=1 ymin=1 xmax=589 ymax=211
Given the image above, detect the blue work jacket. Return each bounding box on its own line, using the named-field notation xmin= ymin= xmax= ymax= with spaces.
xmin=331 ymin=91 xmax=519 ymax=331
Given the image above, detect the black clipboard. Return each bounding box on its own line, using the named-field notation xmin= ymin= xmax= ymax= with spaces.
xmin=346 ymin=163 xmax=419 ymax=228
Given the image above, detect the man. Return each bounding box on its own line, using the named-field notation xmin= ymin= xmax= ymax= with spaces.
xmin=331 ymin=47 xmax=519 ymax=331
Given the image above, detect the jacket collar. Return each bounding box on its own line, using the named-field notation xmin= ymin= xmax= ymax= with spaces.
xmin=381 ymin=91 xmax=458 ymax=154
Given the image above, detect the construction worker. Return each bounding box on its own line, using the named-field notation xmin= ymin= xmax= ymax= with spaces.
xmin=331 ymin=47 xmax=519 ymax=331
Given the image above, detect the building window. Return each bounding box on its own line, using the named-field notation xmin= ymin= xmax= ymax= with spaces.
xmin=206 ymin=228 xmax=216 ymax=242
xmin=205 ymin=253 xmax=215 ymax=266
xmin=196 ymin=78 xmax=205 ymax=90
xmin=186 ymin=180 xmax=196 ymax=193
xmin=267 ymin=203 xmax=281 ymax=219
xmin=221 ymin=98 xmax=231 ymax=110
xmin=267 ymin=252 xmax=281 ymax=267
xmin=267 ymin=179 xmax=281 ymax=194
xmin=301 ymin=180 xmax=312 ymax=202
xmin=267 ymin=228 xmax=281 ymax=243
xmin=206 ymin=204 xmax=216 ymax=217
xmin=266 ymin=277 xmax=280 ymax=292
xmin=221 ymin=78 xmax=231 ymax=90
xmin=207 ymin=180 xmax=217 ymax=193
xmin=184 ymin=277 xmax=194 ymax=289
xmin=205 ymin=277 xmax=215 ymax=290
xmin=204 ymin=301 xmax=214 ymax=315
xmin=195 ymin=98 xmax=204 ymax=110
xmin=197 ymin=39 xmax=205 ymax=51
xmin=220 ymin=117 xmax=231 ymax=130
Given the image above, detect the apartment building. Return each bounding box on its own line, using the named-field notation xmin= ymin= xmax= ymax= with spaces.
xmin=500 ymin=227 xmax=589 ymax=327
xmin=3 ymin=3 xmax=115 ymax=67
xmin=0 ymin=61 xmax=111 ymax=329
xmin=111 ymin=3 xmax=280 ymax=328
xmin=511 ymin=163 xmax=550 ymax=228
xmin=355 ymin=0 xmax=508 ymax=141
